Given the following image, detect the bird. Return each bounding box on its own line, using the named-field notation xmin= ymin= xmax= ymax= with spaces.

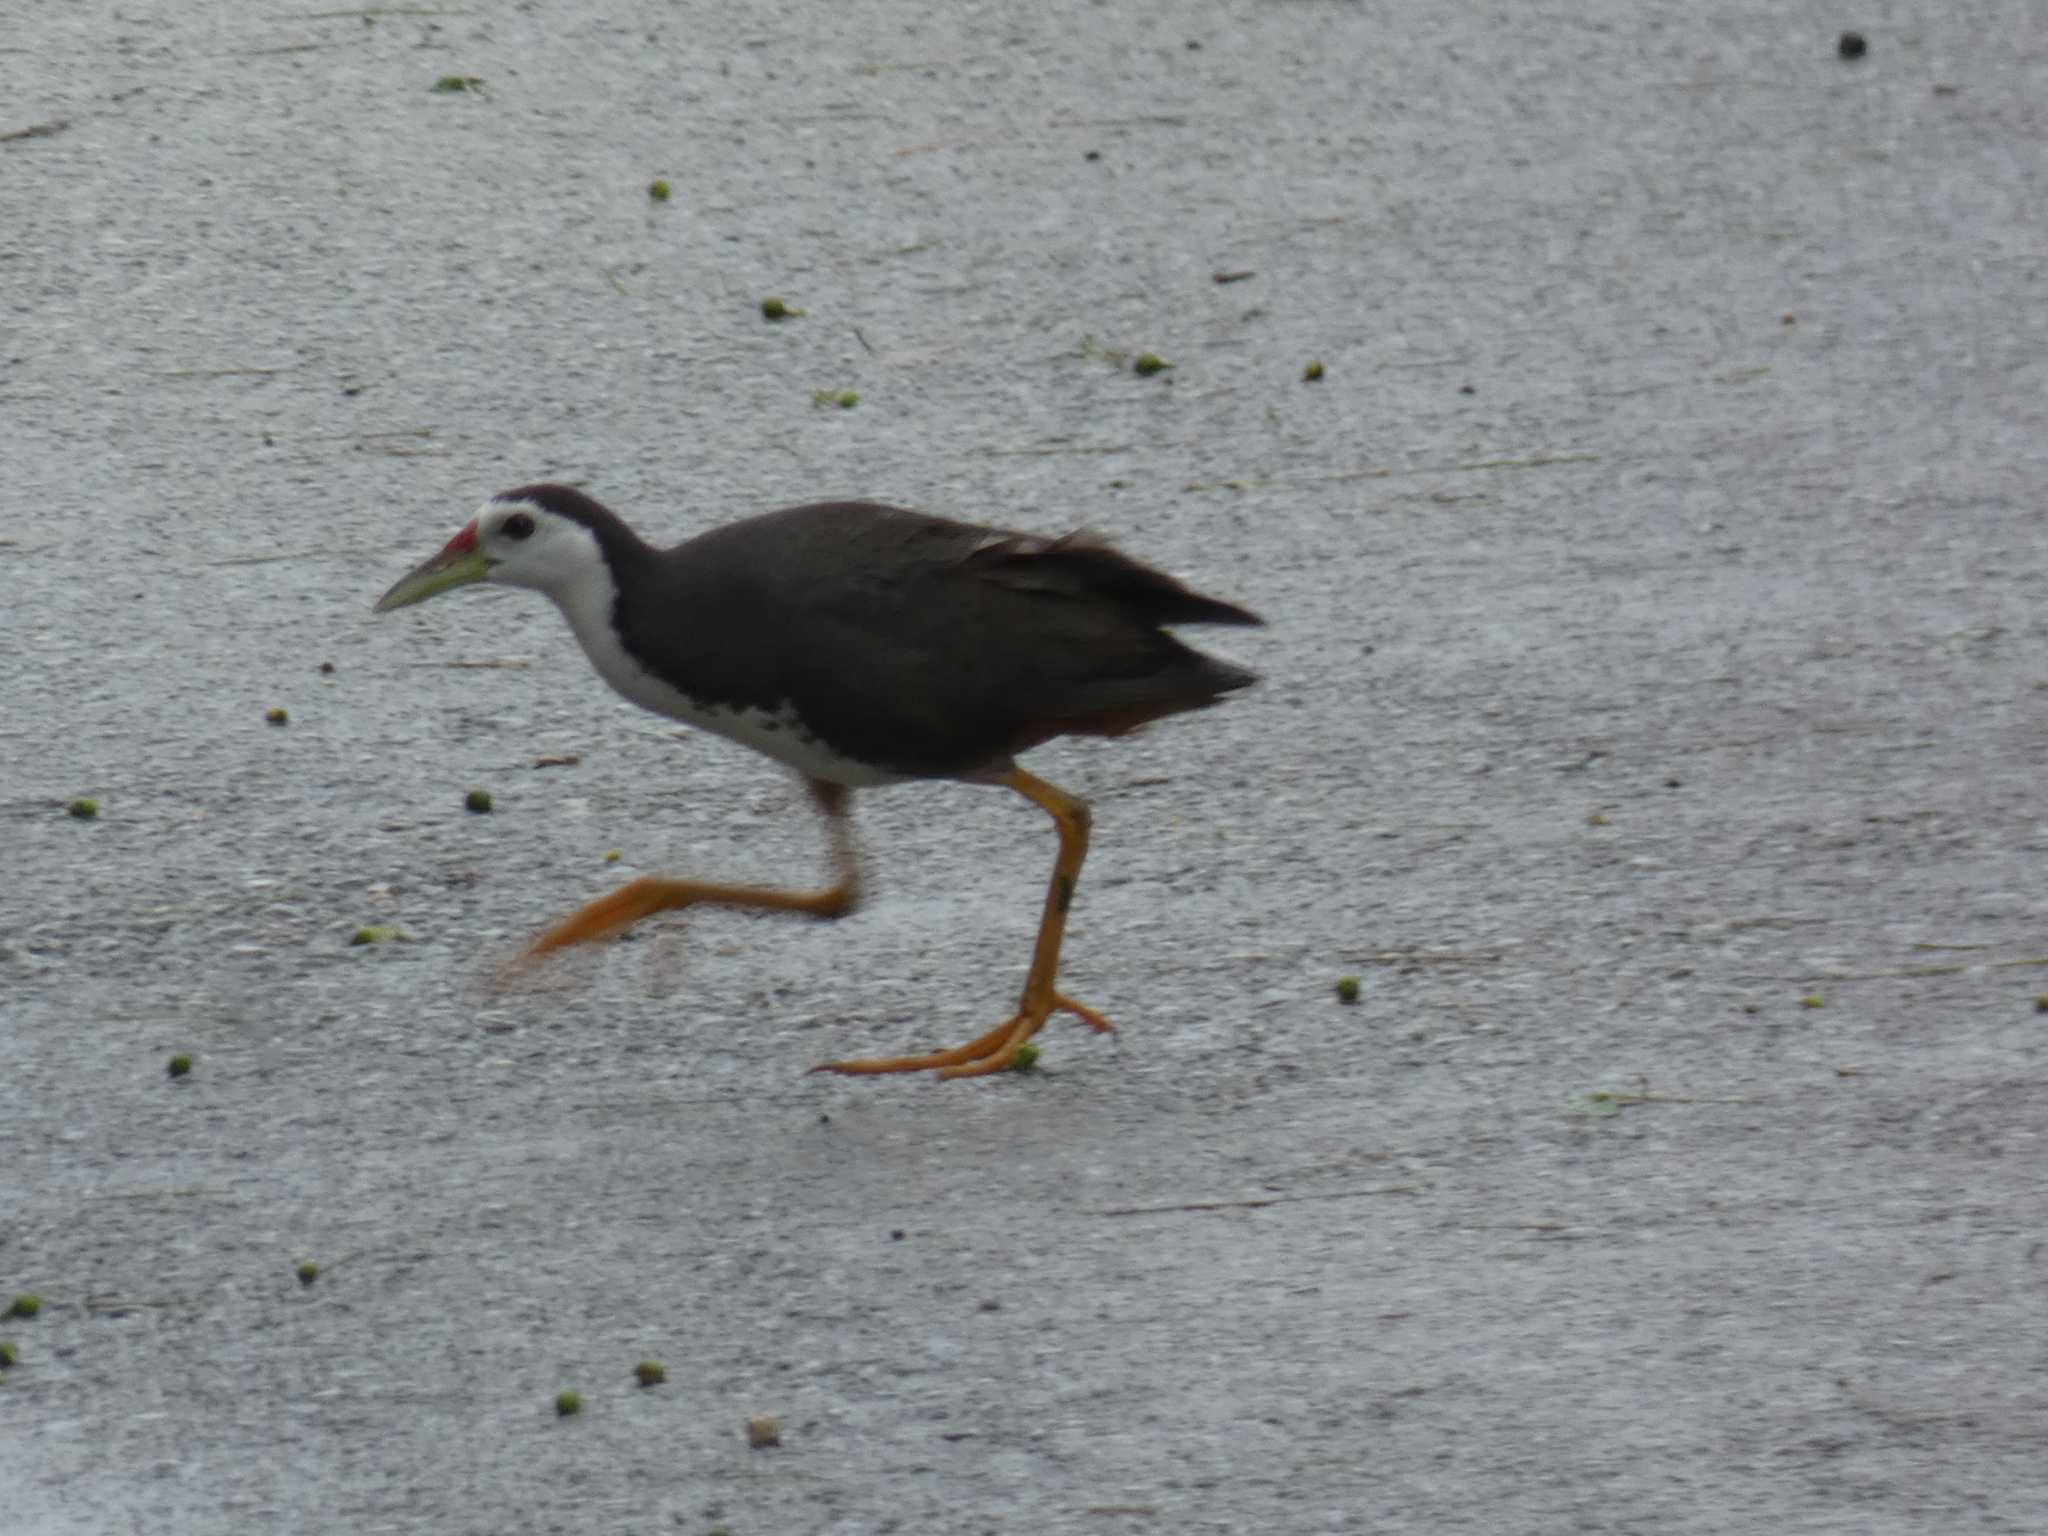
xmin=374 ymin=483 xmax=1260 ymax=1079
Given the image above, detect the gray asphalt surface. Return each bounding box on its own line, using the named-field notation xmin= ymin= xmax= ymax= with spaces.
xmin=5 ymin=3 xmax=2046 ymax=1532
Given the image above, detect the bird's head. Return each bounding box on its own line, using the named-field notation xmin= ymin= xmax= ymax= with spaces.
xmin=373 ymin=487 xmax=611 ymax=612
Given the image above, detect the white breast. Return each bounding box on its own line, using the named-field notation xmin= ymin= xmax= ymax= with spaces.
xmin=544 ymin=557 xmax=904 ymax=788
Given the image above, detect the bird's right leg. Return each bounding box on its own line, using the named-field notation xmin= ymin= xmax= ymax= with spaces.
xmin=812 ymin=766 xmax=1113 ymax=1079
xmin=522 ymin=779 xmax=859 ymax=957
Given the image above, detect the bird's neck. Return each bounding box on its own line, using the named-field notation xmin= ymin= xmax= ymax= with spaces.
xmin=544 ymin=561 xmax=644 ymax=696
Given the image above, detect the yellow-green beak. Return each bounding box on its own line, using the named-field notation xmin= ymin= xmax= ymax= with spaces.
xmin=374 ymin=527 xmax=489 ymax=612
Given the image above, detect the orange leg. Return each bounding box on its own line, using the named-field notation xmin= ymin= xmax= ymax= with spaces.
xmin=813 ymin=767 xmax=1113 ymax=1080
xmin=521 ymin=779 xmax=859 ymax=958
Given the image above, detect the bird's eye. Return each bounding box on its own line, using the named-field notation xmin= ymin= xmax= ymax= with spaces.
xmin=502 ymin=511 xmax=536 ymax=540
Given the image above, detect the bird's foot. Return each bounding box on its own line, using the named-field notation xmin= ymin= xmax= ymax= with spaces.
xmin=812 ymin=991 xmax=1113 ymax=1080
xmin=523 ymin=876 xmax=685 ymax=958
xmin=518 ymin=874 xmax=859 ymax=963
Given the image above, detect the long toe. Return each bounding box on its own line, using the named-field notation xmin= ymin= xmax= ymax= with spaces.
xmin=526 ymin=877 xmax=678 ymax=956
xmin=1052 ymin=993 xmax=1114 ymax=1035
xmin=933 ymin=1014 xmax=1045 ymax=1080
xmin=812 ymin=992 xmax=1114 ymax=1079
xmin=810 ymin=1013 xmax=1029 ymax=1076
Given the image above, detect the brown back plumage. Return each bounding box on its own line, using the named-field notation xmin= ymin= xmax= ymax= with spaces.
xmin=600 ymin=498 xmax=1261 ymax=779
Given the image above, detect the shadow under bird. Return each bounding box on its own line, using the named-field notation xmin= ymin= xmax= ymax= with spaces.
xmin=374 ymin=484 xmax=1260 ymax=1079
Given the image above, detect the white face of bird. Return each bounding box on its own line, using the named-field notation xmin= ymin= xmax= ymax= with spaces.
xmin=373 ymin=495 xmax=605 ymax=611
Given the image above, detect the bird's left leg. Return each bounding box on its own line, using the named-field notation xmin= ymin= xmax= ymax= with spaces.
xmin=813 ymin=766 xmax=1113 ymax=1079
xmin=522 ymin=779 xmax=859 ymax=957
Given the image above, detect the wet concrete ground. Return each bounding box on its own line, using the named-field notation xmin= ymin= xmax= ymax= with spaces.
xmin=4 ymin=3 xmax=2046 ymax=1532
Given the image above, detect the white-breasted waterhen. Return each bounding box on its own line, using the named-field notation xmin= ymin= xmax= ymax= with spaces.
xmin=374 ymin=484 xmax=1260 ymax=1079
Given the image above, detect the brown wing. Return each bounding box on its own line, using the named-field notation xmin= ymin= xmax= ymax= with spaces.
xmin=772 ymin=508 xmax=1262 ymax=778
xmin=963 ymin=530 xmax=1263 ymax=629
